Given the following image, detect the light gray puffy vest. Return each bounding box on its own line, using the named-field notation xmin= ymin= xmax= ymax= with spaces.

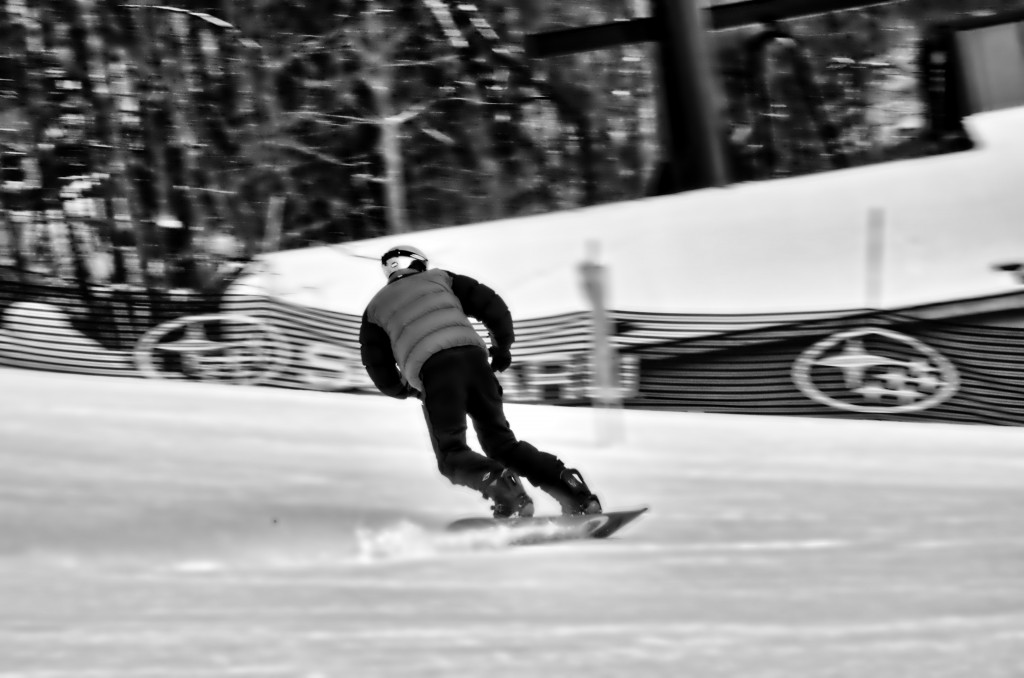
xmin=364 ymin=269 xmax=486 ymax=391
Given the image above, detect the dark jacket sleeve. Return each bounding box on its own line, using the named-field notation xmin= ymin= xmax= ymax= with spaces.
xmin=359 ymin=310 xmax=407 ymax=398
xmin=449 ymin=272 xmax=515 ymax=349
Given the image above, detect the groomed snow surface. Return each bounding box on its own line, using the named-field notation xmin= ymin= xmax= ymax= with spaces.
xmin=2 ymin=366 xmax=1023 ymax=677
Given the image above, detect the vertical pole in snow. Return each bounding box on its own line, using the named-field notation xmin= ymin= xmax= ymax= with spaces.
xmin=579 ymin=240 xmax=624 ymax=445
xmin=866 ymin=207 xmax=885 ymax=310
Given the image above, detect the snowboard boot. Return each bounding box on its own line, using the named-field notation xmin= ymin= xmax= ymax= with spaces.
xmin=481 ymin=469 xmax=535 ymax=519
xmin=540 ymin=468 xmax=602 ymax=516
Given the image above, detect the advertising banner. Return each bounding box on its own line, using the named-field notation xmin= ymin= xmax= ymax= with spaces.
xmin=2 ymin=282 xmax=1022 ymax=425
xmin=625 ymin=314 xmax=1024 ymax=426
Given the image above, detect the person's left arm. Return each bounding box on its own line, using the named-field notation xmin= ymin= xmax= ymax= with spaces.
xmin=448 ymin=272 xmax=514 ymax=370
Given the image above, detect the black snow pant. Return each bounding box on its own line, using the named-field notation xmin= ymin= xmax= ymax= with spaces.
xmin=418 ymin=345 xmax=565 ymax=492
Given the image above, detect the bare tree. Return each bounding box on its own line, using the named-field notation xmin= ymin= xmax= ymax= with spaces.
xmin=70 ymin=0 xmax=151 ymax=285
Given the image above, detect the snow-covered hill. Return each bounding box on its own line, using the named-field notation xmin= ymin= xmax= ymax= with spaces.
xmin=3 ymin=366 xmax=1023 ymax=677
xmin=231 ymin=107 xmax=1024 ymax=318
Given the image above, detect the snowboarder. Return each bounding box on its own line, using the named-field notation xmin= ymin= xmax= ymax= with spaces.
xmin=359 ymin=245 xmax=602 ymax=519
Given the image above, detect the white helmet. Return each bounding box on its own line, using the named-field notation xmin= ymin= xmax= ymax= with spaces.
xmin=381 ymin=245 xmax=428 ymax=279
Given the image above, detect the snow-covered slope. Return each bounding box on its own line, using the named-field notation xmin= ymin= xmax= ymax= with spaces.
xmin=4 ymin=366 xmax=1023 ymax=677
xmin=230 ymin=107 xmax=1024 ymax=317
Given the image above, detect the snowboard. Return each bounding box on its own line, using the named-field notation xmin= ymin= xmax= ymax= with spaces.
xmin=445 ymin=507 xmax=648 ymax=546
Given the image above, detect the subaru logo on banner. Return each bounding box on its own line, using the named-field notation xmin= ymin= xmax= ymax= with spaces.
xmin=134 ymin=314 xmax=288 ymax=386
xmin=792 ymin=328 xmax=960 ymax=414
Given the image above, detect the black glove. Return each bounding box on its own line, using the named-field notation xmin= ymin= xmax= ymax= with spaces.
xmin=488 ymin=345 xmax=512 ymax=373
xmin=391 ymin=383 xmax=421 ymax=400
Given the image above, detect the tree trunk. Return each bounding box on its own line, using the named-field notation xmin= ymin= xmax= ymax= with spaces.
xmin=361 ymin=5 xmax=411 ymax=235
xmin=130 ymin=7 xmax=177 ymax=243
xmin=235 ymin=1 xmax=305 ymax=249
xmin=158 ymin=12 xmax=215 ymax=274
xmin=192 ymin=23 xmax=250 ymax=254
xmin=0 ymin=143 xmax=28 ymax=280
xmin=65 ymin=0 xmax=123 ymax=284
xmin=77 ymin=0 xmax=151 ymax=287
xmin=9 ymin=1 xmax=65 ymax=279
xmin=465 ymin=101 xmax=504 ymax=223
xmin=379 ymin=117 xmax=409 ymax=234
